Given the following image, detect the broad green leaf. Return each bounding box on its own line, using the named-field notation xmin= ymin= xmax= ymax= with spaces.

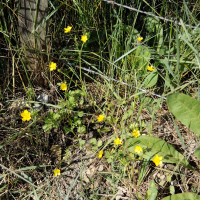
xmin=127 ymin=136 xmax=193 ymax=170
xmin=167 ymin=93 xmax=200 ymax=136
xmin=162 ymin=192 xmax=200 ymax=200
xmin=194 ymin=146 xmax=200 ymax=161
xmin=141 ymin=71 xmax=158 ymax=88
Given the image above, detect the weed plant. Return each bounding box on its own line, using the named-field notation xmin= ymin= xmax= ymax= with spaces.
xmin=0 ymin=0 xmax=200 ymax=199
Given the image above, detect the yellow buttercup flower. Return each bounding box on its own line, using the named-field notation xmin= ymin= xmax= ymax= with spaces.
xmin=64 ymin=26 xmax=72 ymax=33
xmin=49 ymin=62 xmax=57 ymax=71
xmin=114 ymin=138 xmax=122 ymax=146
xmin=147 ymin=65 xmax=155 ymax=71
xmin=81 ymin=34 xmax=88 ymax=43
xmin=21 ymin=110 xmax=31 ymax=121
xmin=60 ymin=83 xmax=67 ymax=91
xmin=98 ymin=150 xmax=103 ymax=158
xmin=53 ymin=169 xmax=61 ymax=177
xmin=132 ymin=129 xmax=140 ymax=138
xmin=97 ymin=115 xmax=104 ymax=122
xmin=137 ymin=37 xmax=143 ymax=42
xmin=134 ymin=146 xmax=143 ymax=154
xmin=152 ymin=154 xmax=163 ymax=166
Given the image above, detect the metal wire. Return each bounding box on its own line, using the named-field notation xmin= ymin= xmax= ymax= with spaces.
xmin=76 ymin=65 xmax=167 ymax=100
xmin=101 ymin=0 xmax=200 ymax=30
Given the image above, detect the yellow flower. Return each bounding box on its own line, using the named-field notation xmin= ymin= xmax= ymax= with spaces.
xmin=137 ymin=37 xmax=143 ymax=42
xmin=132 ymin=129 xmax=140 ymax=138
xmin=53 ymin=169 xmax=61 ymax=177
xmin=81 ymin=34 xmax=88 ymax=43
xmin=60 ymin=83 xmax=67 ymax=91
xmin=134 ymin=146 xmax=143 ymax=154
xmin=49 ymin=62 xmax=57 ymax=71
xmin=21 ymin=110 xmax=31 ymax=121
xmin=64 ymin=26 xmax=72 ymax=33
xmin=98 ymin=150 xmax=103 ymax=158
xmin=97 ymin=115 xmax=104 ymax=122
xmin=147 ymin=65 xmax=155 ymax=71
xmin=114 ymin=138 xmax=122 ymax=146
xmin=152 ymin=154 xmax=163 ymax=166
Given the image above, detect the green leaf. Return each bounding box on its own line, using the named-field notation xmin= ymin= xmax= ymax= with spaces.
xmin=53 ymin=121 xmax=59 ymax=128
xmin=92 ymin=147 xmax=98 ymax=150
xmin=77 ymin=111 xmax=84 ymax=117
xmin=122 ymin=108 xmax=134 ymax=121
xmin=194 ymin=146 xmax=200 ymax=161
xmin=97 ymin=140 xmax=102 ymax=147
xmin=167 ymin=93 xmax=200 ymax=136
xmin=43 ymin=123 xmax=52 ymax=132
xmin=169 ymin=185 xmax=175 ymax=195
xmin=78 ymin=125 xmax=86 ymax=133
xmin=135 ymin=46 xmax=151 ymax=74
xmin=100 ymin=127 xmax=111 ymax=132
xmin=69 ymin=96 xmax=75 ymax=104
xmin=145 ymin=15 xmax=161 ymax=32
xmin=64 ymin=126 xmax=71 ymax=134
xmin=90 ymin=138 xmax=97 ymax=145
xmin=147 ymin=180 xmax=157 ymax=200
xmin=53 ymin=113 xmax=60 ymax=120
xmin=76 ymin=119 xmax=82 ymax=126
xmin=162 ymin=192 xmax=200 ymax=200
xmin=127 ymin=136 xmax=193 ymax=170
xmin=78 ymin=139 xmax=85 ymax=150
xmin=141 ymin=71 xmax=158 ymax=88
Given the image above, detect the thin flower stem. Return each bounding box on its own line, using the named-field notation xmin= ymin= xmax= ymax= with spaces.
xmin=79 ymin=43 xmax=84 ymax=85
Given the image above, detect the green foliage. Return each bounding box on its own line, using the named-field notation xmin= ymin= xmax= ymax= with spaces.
xmin=78 ymin=138 xmax=85 ymax=150
xmin=42 ymin=89 xmax=85 ymax=133
xmin=43 ymin=110 xmax=60 ymax=132
xmin=141 ymin=71 xmax=158 ymax=88
xmin=162 ymin=192 xmax=200 ymax=200
xmin=167 ymin=93 xmax=200 ymax=136
xmin=194 ymin=146 xmax=200 ymax=161
xmin=145 ymin=180 xmax=157 ymax=200
xmin=2 ymin=0 xmax=200 ymax=198
xmin=90 ymin=138 xmax=102 ymax=150
xmin=127 ymin=135 xmax=193 ymax=170
xmin=169 ymin=185 xmax=175 ymax=195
